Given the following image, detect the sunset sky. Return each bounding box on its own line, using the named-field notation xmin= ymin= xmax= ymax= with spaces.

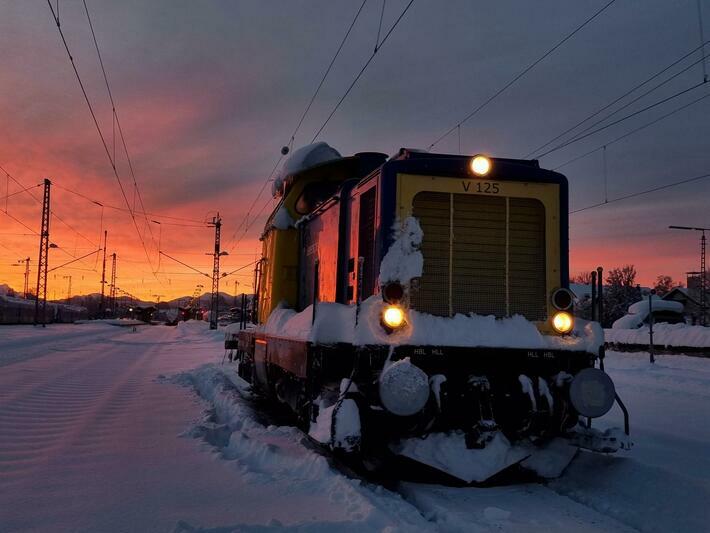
xmin=1 ymin=0 xmax=709 ymax=300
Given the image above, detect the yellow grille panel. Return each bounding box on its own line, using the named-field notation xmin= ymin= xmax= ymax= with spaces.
xmin=411 ymin=192 xmax=546 ymax=320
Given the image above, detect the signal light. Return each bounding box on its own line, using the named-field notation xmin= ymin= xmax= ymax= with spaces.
xmin=552 ymin=311 xmax=574 ymax=334
xmin=382 ymin=305 xmax=406 ymax=330
xmin=470 ymin=155 xmax=491 ymax=176
xmin=551 ymin=288 xmax=574 ymax=310
xmin=382 ymin=282 xmax=405 ymax=303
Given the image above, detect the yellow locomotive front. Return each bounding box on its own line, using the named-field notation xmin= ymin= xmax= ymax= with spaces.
xmin=380 ymin=154 xmax=573 ymax=339
xmin=236 ymin=145 xmax=630 ymax=483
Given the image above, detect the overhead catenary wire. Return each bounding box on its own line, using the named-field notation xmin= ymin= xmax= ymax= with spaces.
xmin=525 ymin=40 xmax=710 ymax=158
xmin=47 ymin=248 xmax=101 ymax=273
xmin=287 ymin=0 xmax=368 ymax=149
xmin=226 ymin=0 xmax=414 ymax=256
xmin=536 ymin=55 xmax=710 ymax=159
xmin=0 ymin=209 xmax=39 ymax=235
xmin=570 ymin=170 xmax=710 ymax=214
xmin=82 ymin=0 xmax=158 ymax=255
xmin=225 ymin=154 xmax=284 ymax=254
xmin=228 ymin=195 xmax=275 ymax=256
xmin=0 ymin=165 xmax=101 ymax=250
xmin=0 ymin=183 xmax=43 ymax=203
xmin=158 ymin=251 xmax=211 ymax=278
xmin=224 ymin=1 xmax=369 ymax=253
xmin=536 ymin=80 xmax=708 ymax=159
xmin=310 ymin=0 xmax=416 ymax=143
xmin=46 ymin=1 xmax=161 ymax=286
xmin=51 ymin=181 xmax=205 ymax=223
xmin=553 ymin=90 xmax=710 ymax=171
xmin=428 ymin=0 xmax=618 ymax=150
xmin=221 ymin=259 xmax=259 ymax=279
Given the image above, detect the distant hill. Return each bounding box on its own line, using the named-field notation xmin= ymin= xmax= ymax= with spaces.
xmin=0 ymin=284 xmax=15 ymax=296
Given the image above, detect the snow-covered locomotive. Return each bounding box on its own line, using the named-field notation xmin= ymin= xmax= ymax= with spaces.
xmin=234 ymin=143 xmax=630 ymax=482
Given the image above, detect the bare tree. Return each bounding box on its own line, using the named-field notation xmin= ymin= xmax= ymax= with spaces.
xmin=571 ymin=271 xmax=593 ymax=284
xmin=653 ymin=275 xmax=675 ymax=296
xmin=603 ymin=265 xmax=641 ymax=327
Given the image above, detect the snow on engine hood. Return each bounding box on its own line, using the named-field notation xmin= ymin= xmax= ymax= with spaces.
xmin=271 ymin=142 xmax=341 ymax=197
xmin=260 ymin=297 xmax=603 ymax=353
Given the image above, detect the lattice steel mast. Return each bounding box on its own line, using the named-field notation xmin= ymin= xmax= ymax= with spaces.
xmin=34 ymin=179 xmax=51 ymax=326
xmin=209 ymin=213 xmax=222 ymax=330
xmin=669 ymin=225 xmax=709 ymax=325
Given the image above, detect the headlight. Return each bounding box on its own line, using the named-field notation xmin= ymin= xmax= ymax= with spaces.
xmin=569 ymin=368 xmax=616 ymax=418
xmin=552 ymin=311 xmax=574 ymax=334
xmin=382 ymin=305 xmax=406 ymax=329
xmin=379 ymin=358 xmax=430 ymax=416
xmin=470 ymin=155 xmax=491 ymax=176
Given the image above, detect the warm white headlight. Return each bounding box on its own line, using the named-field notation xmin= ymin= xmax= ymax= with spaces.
xmin=470 ymin=155 xmax=491 ymax=176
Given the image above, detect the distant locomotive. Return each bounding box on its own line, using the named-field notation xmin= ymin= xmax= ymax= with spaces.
xmin=234 ymin=143 xmax=630 ymax=482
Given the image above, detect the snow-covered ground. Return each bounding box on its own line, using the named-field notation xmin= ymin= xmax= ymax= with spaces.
xmin=605 ymin=322 xmax=710 ymax=348
xmin=1 ymin=323 xmax=709 ymax=532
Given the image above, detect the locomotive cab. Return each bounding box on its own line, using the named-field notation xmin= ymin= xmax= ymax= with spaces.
xmin=236 ymin=144 xmax=630 ymax=483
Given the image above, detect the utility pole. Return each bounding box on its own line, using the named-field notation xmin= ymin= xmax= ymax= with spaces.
xmin=233 ymin=279 xmax=238 ymax=307
xmin=34 ymin=179 xmax=51 ymax=326
xmin=63 ymin=275 xmax=72 ymax=303
xmin=669 ymin=226 xmax=708 ymax=325
xmin=109 ymin=253 xmax=117 ymax=316
xmin=99 ymin=230 xmax=107 ymax=318
xmin=18 ymin=257 xmax=30 ymax=298
xmin=208 ymin=213 xmax=224 ymax=329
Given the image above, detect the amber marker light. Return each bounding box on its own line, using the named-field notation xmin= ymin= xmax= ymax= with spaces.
xmin=470 ymin=155 xmax=491 ymax=176
xmin=382 ymin=305 xmax=406 ymax=329
xmin=552 ymin=311 xmax=574 ymax=334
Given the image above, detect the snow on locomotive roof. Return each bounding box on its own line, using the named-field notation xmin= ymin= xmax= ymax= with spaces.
xmin=272 ymin=142 xmax=341 ymax=198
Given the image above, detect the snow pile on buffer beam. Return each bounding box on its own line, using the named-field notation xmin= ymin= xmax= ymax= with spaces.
xmin=606 ymin=322 xmax=710 ymax=347
xmin=612 ymin=296 xmax=683 ymax=329
xmin=260 ymin=297 xmax=603 ymax=352
xmin=393 ymin=431 xmax=530 ymax=483
xmin=271 ymin=142 xmax=341 ymax=197
xmin=379 ymin=217 xmax=424 ymax=285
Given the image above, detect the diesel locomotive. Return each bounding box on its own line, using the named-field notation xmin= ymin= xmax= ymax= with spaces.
xmin=233 ymin=143 xmax=630 ymax=482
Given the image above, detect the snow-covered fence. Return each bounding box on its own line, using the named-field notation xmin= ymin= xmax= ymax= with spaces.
xmin=605 ymin=323 xmax=710 ymax=356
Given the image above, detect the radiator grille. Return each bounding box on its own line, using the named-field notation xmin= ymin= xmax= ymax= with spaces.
xmin=410 ymin=192 xmax=546 ymax=320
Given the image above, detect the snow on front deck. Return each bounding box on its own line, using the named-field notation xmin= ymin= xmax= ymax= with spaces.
xmin=261 ymin=296 xmax=603 ymax=353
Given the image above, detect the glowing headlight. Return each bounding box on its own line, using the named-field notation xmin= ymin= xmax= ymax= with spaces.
xmin=470 ymin=155 xmax=491 ymax=176
xmin=569 ymin=368 xmax=616 ymax=418
xmin=382 ymin=305 xmax=406 ymax=329
xmin=552 ymin=311 xmax=574 ymax=334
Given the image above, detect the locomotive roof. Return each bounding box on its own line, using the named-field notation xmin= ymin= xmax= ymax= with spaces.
xmin=391 ymin=147 xmax=541 ymax=168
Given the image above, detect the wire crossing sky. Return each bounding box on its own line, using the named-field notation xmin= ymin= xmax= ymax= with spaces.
xmin=1 ymin=0 xmax=708 ymax=297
